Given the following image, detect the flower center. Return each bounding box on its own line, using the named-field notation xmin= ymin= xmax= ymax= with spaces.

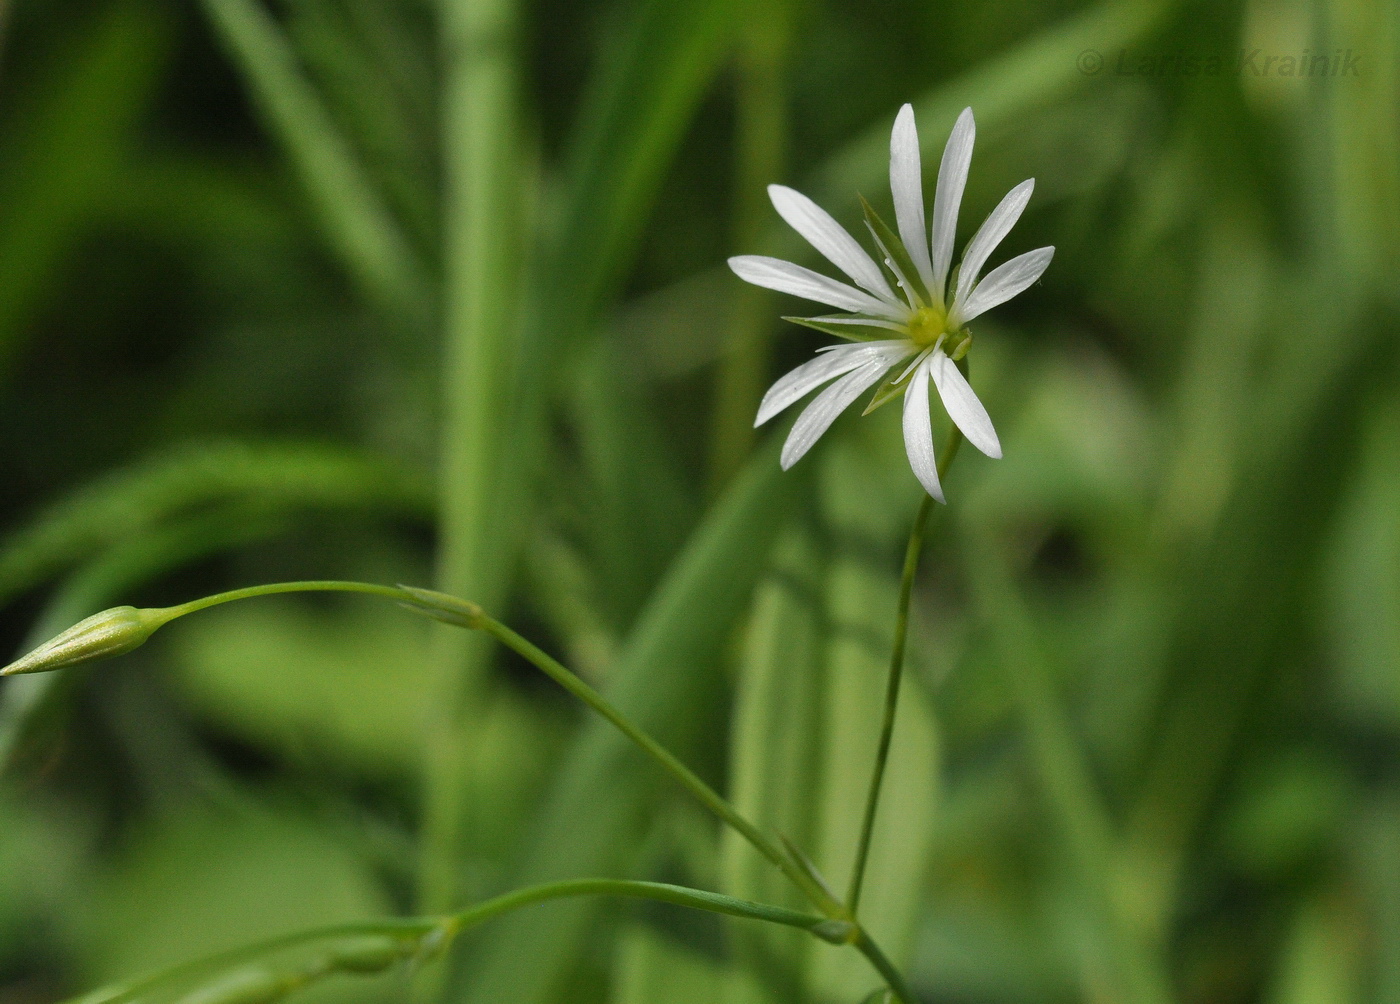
xmin=906 ymin=306 xmax=947 ymax=348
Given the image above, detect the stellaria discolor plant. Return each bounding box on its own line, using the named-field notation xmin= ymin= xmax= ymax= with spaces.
xmin=4 ymin=105 xmax=1051 ymax=1004
xmin=730 ymin=103 xmax=1052 ymax=501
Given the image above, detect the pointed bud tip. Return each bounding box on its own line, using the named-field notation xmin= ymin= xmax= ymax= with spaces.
xmin=2 ymin=606 xmax=162 ymax=677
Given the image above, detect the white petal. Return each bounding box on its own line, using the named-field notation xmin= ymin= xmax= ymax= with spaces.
xmin=889 ymin=104 xmax=935 ymax=293
xmin=901 ymin=357 xmax=944 ymax=502
xmin=755 ymin=344 xmax=873 ymax=426
xmin=952 ymin=178 xmax=1034 ymax=311
xmin=767 ymin=185 xmax=898 ymax=305
xmin=930 ymin=107 xmax=975 ymax=302
xmin=729 ymin=256 xmax=905 ymax=320
xmin=780 ymin=357 xmax=897 ymax=470
xmin=956 ymin=246 xmax=1054 ymax=323
xmin=930 ymin=349 xmax=1001 ymax=459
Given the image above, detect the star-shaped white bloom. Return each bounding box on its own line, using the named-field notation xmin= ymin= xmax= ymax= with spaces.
xmin=728 ymin=104 xmax=1054 ymax=502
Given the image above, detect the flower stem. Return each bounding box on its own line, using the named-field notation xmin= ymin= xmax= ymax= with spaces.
xmin=845 ymin=426 xmax=962 ymax=917
xmin=76 ymin=880 xmax=835 ymax=1004
xmin=853 ymin=926 xmax=920 ymax=1004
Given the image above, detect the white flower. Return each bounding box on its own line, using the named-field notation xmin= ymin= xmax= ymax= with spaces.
xmin=728 ymin=104 xmax=1054 ymax=502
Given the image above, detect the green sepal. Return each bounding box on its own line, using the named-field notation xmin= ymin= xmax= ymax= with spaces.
xmin=859 ymin=991 xmax=892 ymax=1003
xmin=859 ymin=194 xmax=930 ymax=307
xmin=861 ymin=361 xmax=918 ymax=417
xmin=783 ymin=315 xmax=894 ymax=343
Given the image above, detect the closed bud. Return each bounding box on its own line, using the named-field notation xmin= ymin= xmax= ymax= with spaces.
xmin=1 ymin=606 xmax=166 ymax=676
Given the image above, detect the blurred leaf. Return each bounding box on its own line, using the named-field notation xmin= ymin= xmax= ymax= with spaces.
xmin=807 ymin=554 xmax=940 ymax=1001
xmin=1325 ymin=395 xmax=1400 ymax=728
xmin=568 ymin=337 xmax=696 ymax=634
xmin=0 ymin=440 xmax=429 ymax=606
xmin=78 ymin=803 xmax=392 ymax=1003
xmin=455 ymin=440 xmax=798 ymax=1004
xmin=801 ymin=0 xmax=1175 ymax=222
xmin=171 ymin=599 xmax=433 ymax=776
xmin=546 ymin=0 xmax=739 ymax=323
xmin=721 ymin=526 xmax=826 ymax=1002
xmin=1267 ymin=892 xmax=1364 ymax=1004
xmin=610 ymin=925 xmax=724 ymax=1004
xmin=1218 ymin=751 xmax=1352 ymax=880
xmin=0 ymin=0 xmax=169 ymax=380
xmin=200 ymin=0 xmax=430 ymax=325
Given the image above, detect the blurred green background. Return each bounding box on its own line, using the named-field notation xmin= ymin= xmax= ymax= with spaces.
xmin=1 ymin=0 xmax=1397 ymax=1002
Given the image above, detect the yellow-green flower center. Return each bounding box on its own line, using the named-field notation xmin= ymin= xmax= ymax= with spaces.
xmin=907 ymin=306 xmax=948 ymax=348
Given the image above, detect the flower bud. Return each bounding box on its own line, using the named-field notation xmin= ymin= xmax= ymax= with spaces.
xmin=1 ymin=606 xmax=166 ymax=676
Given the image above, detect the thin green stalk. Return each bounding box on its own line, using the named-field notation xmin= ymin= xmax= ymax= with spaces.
xmin=70 ymin=879 xmax=835 ymax=1004
xmin=707 ymin=1 xmax=790 ymax=489
xmin=423 ymin=0 xmax=522 ymax=916
xmin=845 ymin=427 xmax=962 ymax=916
xmin=159 ymin=579 xmax=408 ymax=620
xmin=853 ymin=928 xmax=919 ymax=1004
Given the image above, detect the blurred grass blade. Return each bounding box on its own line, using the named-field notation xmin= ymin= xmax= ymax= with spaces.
xmin=0 ymin=440 xmax=430 ymax=607
xmin=454 ymin=439 xmax=799 ymax=1004
xmin=0 ymin=0 xmax=169 ymax=381
xmin=570 ymin=337 xmax=696 ymax=634
xmin=547 ymin=0 xmax=739 ymax=322
xmin=708 ymin=0 xmax=791 ymax=488
xmin=613 ymin=925 xmax=726 ymax=1004
xmin=800 ymin=0 xmax=1174 ymax=217
xmin=965 ymin=525 xmax=1169 ymax=1004
xmin=806 ymin=553 xmax=939 ymax=1001
xmin=1268 ymin=892 xmax=1364 ymax=1004
xmin=721 ymin=526 xmax=825 ymax=1002
xmin=200 ymin=0 xmax=430 ymax=325
xmin=418 ymin=0 xmax=524 ymax=915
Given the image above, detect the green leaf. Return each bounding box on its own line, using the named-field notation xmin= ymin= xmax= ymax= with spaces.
xmin=782 ymin=316 xmax=897 ymax=343
xmin=861 ymin=363 xmax=918 ymax=418
xmin=859 ymin=195 xmax=929 ymax=308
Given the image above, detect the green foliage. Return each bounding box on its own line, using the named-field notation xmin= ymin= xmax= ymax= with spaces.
xmin=3 ymin=0 xmax=1400 ymax=1002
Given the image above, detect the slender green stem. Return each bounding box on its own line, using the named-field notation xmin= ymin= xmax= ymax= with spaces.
xmin=72 ymin=879 xmax=833 ymax=1004
xmin=157 ymin=580 xmax=408 ymax=621
xmin=853 ymin=927 xmax=919 ymax=1004
xmin=474 ymin=613 xmax=842 ymax=918
xmin=846 ymin=427 xmax=962 ymax=916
